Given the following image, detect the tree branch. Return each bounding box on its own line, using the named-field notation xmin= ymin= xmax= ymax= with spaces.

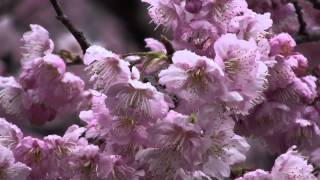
xmin=49 ymin=0 xmax=91 ymax=54
xmin=292 ymin=0 xmax=308 ymax=36
xmin=160 ymin=35 xmax=175 ymax=57
xmin=291 ymin=0 xmax=320 ymax=43
xmin=160 ymin=35 xmax=174 ymax=63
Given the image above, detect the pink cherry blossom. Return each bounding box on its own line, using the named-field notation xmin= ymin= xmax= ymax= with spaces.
xmin=19 ymin=54 xmax=66 ymax=90
xmin=159 ymin=50 xmax=224 ymax=111
xmin=106 ymin=80 xmax=169 ymax=122
xmin=0 ymin=145 xmax=31 ymax=180
xmin=85 ymin=46 xmax=131 ymax=94
xmin=13 ymin=137 xmax=50 ymax=179
xmin=229 ymin=10 xmax=272 ymax=40
xmin=271 ymin=146 xmax=317 ymax=180
xmin=145 ymin=38 xmax=167 ymax=53
xmin=142 ymin=0 xmax=183 ymax=29
xmin=235 ymin=169 xmax=272 ymax=180
xmin=269 ymin=33 xmax=296 ymax=57
xmin=237 ymin=146 xmax=317 ymax=180
xmin=21 ymin=24 xmax=54 ymax=63
xmin=0 ymin=118 xmax=23 ymax=149
xmin=80 ymin=90 xmax=112 ymax=139
xmin=214 ymin=33 xmax=268 ymax=114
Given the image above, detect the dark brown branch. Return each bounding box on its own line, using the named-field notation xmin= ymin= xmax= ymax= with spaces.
xmin=121 ymin=52 xmax=153 ymax=57
xmin=292 ymin=0 xmax=308 ymax=36
xmin=160 ymin=35 xmax=175 ymax=57
xmin=49 ymin=0 xmax=91 ymax=54
xmin=290 ymin=0 xmax=320 ymax=44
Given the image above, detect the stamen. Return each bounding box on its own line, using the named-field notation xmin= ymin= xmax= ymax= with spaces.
xmin=224 ymin=58 xmax=241 ymax=75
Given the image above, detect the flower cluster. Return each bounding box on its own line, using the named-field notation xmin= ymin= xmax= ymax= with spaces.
xmin=237 ymin=146 xmax=317 ymax=180
xmin=0 ymin=0 xmax=320 ymax=179
xmin=237 ymin=33 xmax=320 ymax=153
xmin=0 ymin=25 xmax=90 ymax=125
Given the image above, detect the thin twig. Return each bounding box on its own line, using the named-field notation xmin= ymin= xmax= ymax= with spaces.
xmin=49 ymin=0 xmax=91 ymax=54
xmin=160 ymin=35 xmax=175 ymax=57
xmin=121 ymin=52 xmax=153 ymax=58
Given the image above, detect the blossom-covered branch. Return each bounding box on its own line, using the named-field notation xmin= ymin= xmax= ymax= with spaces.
xmin=1 ymin=0 xmax=320 ymax=179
